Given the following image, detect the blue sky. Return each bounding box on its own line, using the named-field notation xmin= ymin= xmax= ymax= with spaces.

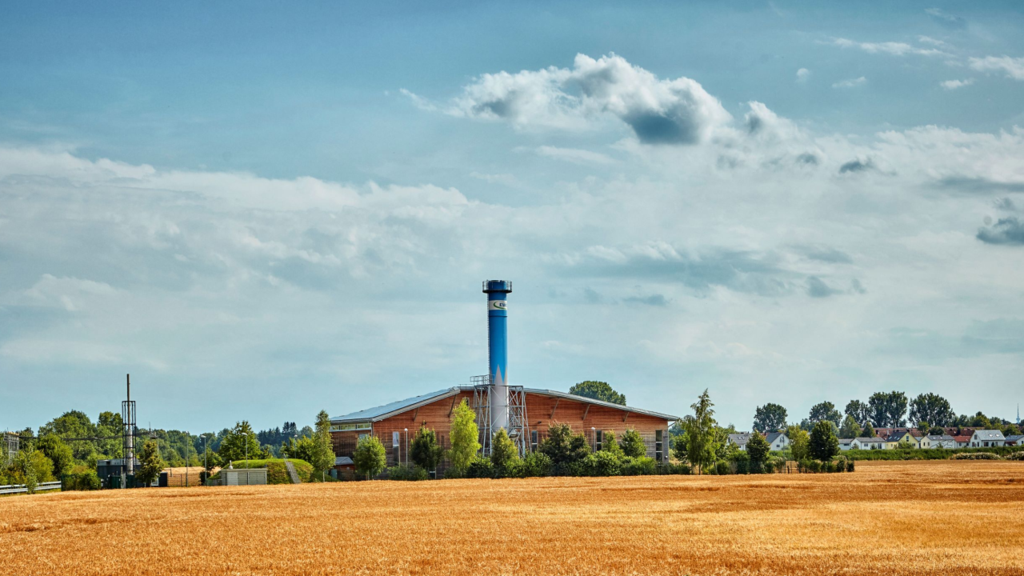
xmin=2 ymin=1 xmax=1023 ymax=433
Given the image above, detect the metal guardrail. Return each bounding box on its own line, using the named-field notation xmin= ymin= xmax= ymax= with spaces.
xmin=0 ymin=481 xmax=62 ymax=495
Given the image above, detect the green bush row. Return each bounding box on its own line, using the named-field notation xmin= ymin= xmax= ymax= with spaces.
xmin=62 ymin=471 xmax=102 ymax=491
xmin=844 ymin=446 xmax=1024 ymax=461
xmin=209 ymin=458 xmax=314 ymax=484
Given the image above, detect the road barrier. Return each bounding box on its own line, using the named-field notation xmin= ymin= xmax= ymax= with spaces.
xmin=0 ymin=481 xmax=62 ymax=495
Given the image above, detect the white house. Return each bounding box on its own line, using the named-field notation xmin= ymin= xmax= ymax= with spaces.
xmin=851 ymin=437 xmax=886 ymax=450
xmin=838 ymin=438 xmax=855 ymax=451
xmin=765 ymin=432 xmax=790 ymax=451
xmin=927 ymin=435 xmax=957 ymax=449
xmin=1004 ymin=435 xmax=1024 ymax=447
xmin=727 ymin=432 xmax=789 ymax=451
xmin=969 ymin=430 xmax=1006 ymax=448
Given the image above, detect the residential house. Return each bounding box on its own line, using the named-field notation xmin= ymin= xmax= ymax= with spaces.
xmin=852 ymin=437 xmax=886 ymax=450
xmin=927 ymin=435 xmax=957 ymax=449
xmin=915 ymin=434 xmax=932 ymax=449
xmin=1004 ymin=435 xmax=1023 ymax=447
xmin=885 ymin=431 xmax=917 ymax=449
xmin=969 ymin=430 xmax=1006 ymax=448
xmin=765 ymin=432 xmax=790 ymax=451
xmin=954 ymin=435 xmax=972 ymax=448
xmin=838 ymin=438 xmax=855 ymax=451
xmin=726 ymin=432 xmax=789 ymax=451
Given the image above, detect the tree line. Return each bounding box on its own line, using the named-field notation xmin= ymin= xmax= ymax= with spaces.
xmin=751 ymin=391 xmax=1020 ymax=437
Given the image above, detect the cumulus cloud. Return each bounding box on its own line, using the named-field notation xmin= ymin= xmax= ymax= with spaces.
xmin=806 ymin=276 xmax=841 ymax=298
xmin=796 ymin=68 xmax=811 ymax=83
xmin=409 ymin=53 xmax=732 ymax=145
xmin=839 ymin=158 xmax=875 ymax=174
xmin=977 ymin=217 xmax=1024 ymax=245
xmin=940 ymin=78 xmax=974 ymax=90
xmin=969 ymin=56 xmax=1024 ymax=80
xmin=831 ymin=38 xmax=946 ymax=57
xmin=832 ymin=77 xmax=867 ymax=89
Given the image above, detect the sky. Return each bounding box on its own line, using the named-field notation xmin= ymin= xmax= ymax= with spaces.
xmin=2 ymin=1 xmax=1023 ymax=433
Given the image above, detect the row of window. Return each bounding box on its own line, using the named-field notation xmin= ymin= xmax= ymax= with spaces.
xmin=341 ymin=428 xmax=669 ymax=462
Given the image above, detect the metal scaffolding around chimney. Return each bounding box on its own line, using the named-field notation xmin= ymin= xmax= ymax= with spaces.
xmin=471 ymin=375 xmax=528 ymax=457
xmin=121 ymin=374 xmax=137 ymax=486
xmin=471 ymin=376 xmax=491 ymax=456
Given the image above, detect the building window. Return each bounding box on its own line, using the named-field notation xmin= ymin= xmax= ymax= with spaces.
xmin=595 ymin=430 xmax=603 ymax=451
xmin=655 ymin=430 xmax=663 ymax=462
xmin=530 ymin=430 xmax=538 ymax=452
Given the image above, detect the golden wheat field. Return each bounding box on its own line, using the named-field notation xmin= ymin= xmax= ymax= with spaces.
xmin=2 ymin=460 xmax=1023 ymax=576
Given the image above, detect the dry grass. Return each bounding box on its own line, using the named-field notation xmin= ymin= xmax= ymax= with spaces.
xmin=1 ymin=460 xmax=1023 ymax=575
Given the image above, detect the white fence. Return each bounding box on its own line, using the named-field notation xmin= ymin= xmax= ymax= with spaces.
xmin=0 ymin=481 xmax=62 ymax=495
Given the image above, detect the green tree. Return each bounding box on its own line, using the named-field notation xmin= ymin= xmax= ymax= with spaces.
xmin=809 ymin=421 xmax=840 ymax=462
xmin=448 ymin=399 xmax=481 ymax=476
xmin=353 ymin=435 xmax=386 ymax=480
xmin=490 ymin=429 xmax=520 ymax=475
xmin=787 ymin=425 xmax=810 ymax=461
xmin=136 ymin=440 xmax=165 ymax=486
xmin=683 ymin=389 xmax=718 ymax=475
xmin=217 ymin=421 xmax=262 ymax=464
xmin=410 ymin=426 xmax=443 ymax=472
xmin=538 ymin=423 xmax=590 ymax=474
xmin=38 ymin=410 xmax=98 ymax=462
xmin=868 ymin=391 xmax=908 ymax=428
xmin=200 ymin=447 xmax=223 ymax=473
xmin=808 ymin=402 xmax=842 ymax=428
xmin=310 ymin=410 xmax=336 ymax=481
xmin=671 ymin=431 xmax=688 ymax=462
xmin=844 ymin=400 xmax=872 ymax=426
xmin=863 ymin=422 xmax=877 ymax=437
xmin=619 ymin=428 xmax=646 ymax=458
xmin=95 ymin=411 xmax=124 ymax=458
xmin=568 ymin=381 xmax=625 ymax=405
xmin=36 ymin=434 xmax=74 ymax=478
xmin=752 ymin=403 xmax=787 ymax=433
xmin=839 ymin=415 xmax=862 ymax=439
xmin=600 ymin=430 xmax=623 ymax=458
xmin=909 ymin=393 xmax=955 ymax=428
xmin=746 ymin=431 xmax=771 ymax=467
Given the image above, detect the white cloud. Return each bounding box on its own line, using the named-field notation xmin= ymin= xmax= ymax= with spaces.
xmin=969 ymin=56 xmax=1024 ymax=80
xmin=940 ymin=78 xmax=974 ymax=90
xmin=832 ymin=76 xmax=867 ymax=89
xmin=832 ymin=37 xmax=946 ymax=57
xmin=918 ymin=36 xmax=949 ymax=48
xmin=407 ymin=53 xmax=732 ymax=145
xmin=532 ymin=146 xmax=616 ymax=166
xmin=796 ymin=68 xmax=811 ymax=83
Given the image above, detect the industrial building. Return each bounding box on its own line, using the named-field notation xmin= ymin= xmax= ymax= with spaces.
xmin=330 ymin=280 xmax=679 ymax=477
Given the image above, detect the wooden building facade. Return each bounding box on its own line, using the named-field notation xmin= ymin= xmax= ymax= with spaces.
xmin=330 ymin=386 xmax=678 ymax=476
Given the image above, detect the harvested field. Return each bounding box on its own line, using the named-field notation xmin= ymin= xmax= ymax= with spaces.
xmin=1 ymin=460 xmax=1023 ymax=575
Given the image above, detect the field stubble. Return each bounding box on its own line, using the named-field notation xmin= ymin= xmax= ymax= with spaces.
xmin=1 ymin=460 xmax=1022 ymax=575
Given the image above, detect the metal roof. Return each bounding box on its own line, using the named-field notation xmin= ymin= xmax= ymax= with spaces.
xmin=330 ymin=385 xmax=680 ymax=424
xmin=972 ymin=430 xmax=1006 ymax=441
xmin=334 ymin=456 xmax=354 ymax=466
xmin=330 ymin=387 xmax=462 ymax=423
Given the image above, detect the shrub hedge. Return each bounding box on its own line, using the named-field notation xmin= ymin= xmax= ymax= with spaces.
xmin=62 ymin=471 xmax=101 ymax=491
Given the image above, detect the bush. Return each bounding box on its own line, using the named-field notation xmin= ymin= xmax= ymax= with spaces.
xmin=522 ymin=452 xmax=552 ymax=477
xmin=585 ymin=451 xmax=622 ymax=477
xmin=658 ymin=462 xmax=691 ymax=475
xmin=1007 ymin=451 xmax=1024 ymax=461
xmin=387 ymin=465 xmax=429 ymax=481
xmin=846 ymin=459 xmax=856 ymax=472
xmin=466 ymin=458 xmax=495 ymax=479
xmin=715 ymin=461 xmax=730 ymax=475
xmin=62 ymin=471 xmax=101 ymax=491
xmin=952 ymin=452 xmax=1003 ymax=460
xmin=619 ymin=429 xmax=647 ymax=458
xmin=735 ymin=460 xmax=749 ymax=475
xmin=621 ymin=456 xmax=657 ymax=476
